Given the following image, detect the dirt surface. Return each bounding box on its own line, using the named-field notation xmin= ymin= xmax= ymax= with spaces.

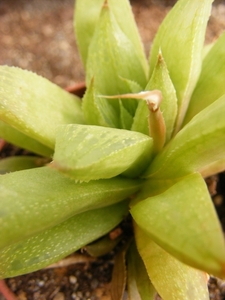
xmin=4 ymin=257 xmax=113 ymax=300
xmin=1 ymin=0 xmax=225 ymax=299
xmin=0 ymin=0 xmax=225 ymax=87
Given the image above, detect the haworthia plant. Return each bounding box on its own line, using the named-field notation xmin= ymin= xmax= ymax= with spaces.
xmin=0 ymin=0 xmax=225 ymax=299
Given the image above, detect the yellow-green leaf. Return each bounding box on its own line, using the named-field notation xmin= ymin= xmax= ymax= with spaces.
xmin=74 ymin=0 xmax=104 ymax=66
xmin=135 ymin=225 xmax=210 ymax=300
xmin=86 ymin=4 xmax=147 ymax=96
xmin=0 ymin=156 xmax=48 ymax=174
xmin=0 ymin=167 xmax=141 ymax=249
xmin=132 ymin=52 xmax=177 ymax=141
xmin=144 ymin=94 xmax=225 ymax=179
xmin=0 ymin=120 xmax=53 ymax=157
xmin=149 ymin=0 xmax=213 ymax=131
xmin=84 ymin=235 xmax=122 ymax=258
xmin=131 ymin=173 xmax=225 ymax=277
xmin=75 ymin=0 xmax=147 ymax=73
xmin=184 ymin=31 xmax=225 ymax=124
xmin=0 ymin=66 xmax=84 ymax=149
xmin=119 ymin=100 xmax=133 ymax=130
xmin=53 ymin=124 xmax=153 ymax=181
xmin=82 ymin=79 xmax=119 ymax=128
xmin=0 ymin=201 xmax=128 ymax=278
xmin=127 ymin=241 xmax=156 ymax=300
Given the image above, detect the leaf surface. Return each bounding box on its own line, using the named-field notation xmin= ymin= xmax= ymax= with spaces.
xmin=149 ymin=0 xmax=213 ymax=131
xmin=131 ymin=173 xmax=225 ymax=277
xmin=119 ymin=100 xmax=133 ymax=130
xmin=53 ymin=124 xmax=153 ymax=180
xmin=74 ymin=0 xmax=104 ymax=66
xmin=0 ymin=121 xmax=53 ymax=157
xmin=0 ymin=66 xmax=84 ymax=149
xmin=75 ymin=0 xmax=147 ymax=72
xmin=86 ymin=4 xmax=147 ymax=96
xmin=0 ymin=156 xmax=48 ymax=174
xmin=127 ymin=241 xmax=156 ymax=300
xmin=200 ymin=158 xmax=225 ymax=178
xmin=184 ymin=31 xmax=225 ymax=124
xmin=135 ymin=225 xmax=210 ymax=300
xmin=144 ymin=94 xmax=225 ymax=179
xmin=84 ymin=235 xmax=121 ymax=258
xmin=132 ymin=53 xmax=177 ymax=140
xmin=0 ymin=201 xmax=128 ymax=278
xmin=0 ymin=167 xmax=141 ymax=249
xmin=82 ymin=79 xmax=119 ymax=128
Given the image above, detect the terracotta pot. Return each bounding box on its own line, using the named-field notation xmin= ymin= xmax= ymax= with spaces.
xmin=65 ymin=82 xmax=86 ymax=98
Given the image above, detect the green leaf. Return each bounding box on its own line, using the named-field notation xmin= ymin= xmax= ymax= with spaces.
xmin=127 ymin=241 xmax=156 ymax=300
xmin=53 ymin=124 xmax=153 ymax=180
xmin=74 ymin=0 xmax=104 ymax=66
xmin=149 ymin=0 xmax=213 ymax=131
xmin=0 ymin=156 xmax=48 ymax=174
xmin=132 ymin=53 xmax=178 ymax=141
xmin=0 ymin=166 xmax=141 ymax=249
xmin=202 ymin=42 xmax=214 ymax=59
xmin=0 ymin=66 xmax=85 ymax=149
xmin=119 ymin=78 xmax=142 ymax=116
xmin=144 ymin=94 xmax=225 ymax=179
xmin=0 ymin=201 xmax=128 ymax=278
xmin=82 ymin=79 xmax=120 ymax=128
xmin=130 ymin=177 xmax=180 ymax=207
xmin=131 ymin=101 xmax=149 ymax=136
xmin=200 ymin=158 xmax=225 ymax=178
xmin=0 ymin=120 xmax=53 ymax=157
xmin=84 ymin=235 xmax=122 ymax=257
xmin=184 ymin=31 xmax=225 ymax=124
xmin=119 ymin=100 xmax=133 ymax=130
xmin=75 ymin=0 xmax=147 ymax=72
xmin=131 ymin=173 xmax=225 ymax=277
xmin=135 ymin=225 xmax=210 ymax=300
xmin=146 ymin=53 xmax=177 ymax=141
xmin=86 ymin=3 xmax=147 ymax=96
xmin=106 ymin=0 xmax=147 ymax=75
xmin=121 ymin=78 xmax=142 ymax=94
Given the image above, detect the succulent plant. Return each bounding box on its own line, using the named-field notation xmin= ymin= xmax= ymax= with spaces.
xmin=1 ymin=0 xmax=225 ymax=298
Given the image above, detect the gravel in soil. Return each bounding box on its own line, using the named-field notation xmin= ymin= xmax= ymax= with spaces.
xmin=3 ymin=258 xmax=113 ymax=300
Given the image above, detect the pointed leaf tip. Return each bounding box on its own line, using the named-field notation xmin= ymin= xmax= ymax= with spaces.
xmin=149 ymin=0 xmax=213 ymax=131
xmin=131 ymin=173 xmax=225 ymax=277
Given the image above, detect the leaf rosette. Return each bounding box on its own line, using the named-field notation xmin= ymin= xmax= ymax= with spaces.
xmin=0 ymin=0 xmax=225 ymax=299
